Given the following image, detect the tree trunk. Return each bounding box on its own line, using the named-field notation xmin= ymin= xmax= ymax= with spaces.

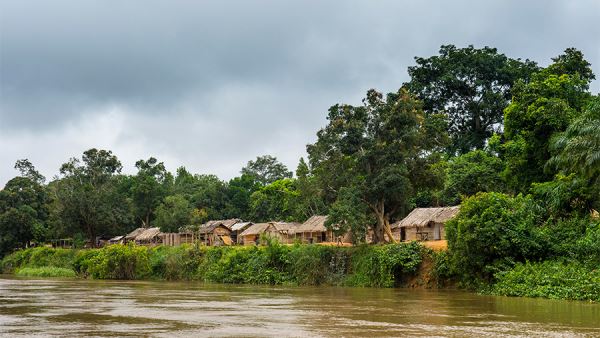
xmin=87 ymin=224 xmax=97 ymax=248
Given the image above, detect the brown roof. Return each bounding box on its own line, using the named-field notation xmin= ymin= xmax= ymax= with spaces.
xmin=198 ymin=223 xmax=232 ymax=234
xmin=297 ymin=215 xmax=329 ymax=233
xmin=269 ymin=222 xmax=301 ymax=233
xmin=240 ymin=223 xmax=271 ymax=236
xmin=135 ymin=227 xmax=162 ymax=241
xmin=203 ymin=219 xmax=242 ymax=230
xmin=392 ymin=206 xmax=460 ymax=228
xmin=125 ymin=227 xmax=146 ymax=240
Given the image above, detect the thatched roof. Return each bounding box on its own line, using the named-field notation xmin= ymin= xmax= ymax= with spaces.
xmin=125 ymin=227 xmax=146 ymax=240
xmin=240 ymin=223 xmax=271 ymax=236
xmin=231 ymin=222 xmax=253 ymax=232
xmin=269 ymin=222 xmax=301 ymax=233
xmin=392 ymin=206 xmax=460 ymax=228
xmin=109 ymin=235 xmax=124 ymax=242
xmin=202 ymin=219 xmax=242 ymax=230
xmin=136 ymin=227 xmax=162 ymax=241
xmin=198 ymin=223 xmax=231 ymax=234
xmin=297 ymin=215 xmax=328 ymax=233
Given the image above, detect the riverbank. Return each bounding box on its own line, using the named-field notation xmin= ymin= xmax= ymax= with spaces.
xmin=1 ymin=242 xmax=436 ymax=288
xmin=3 ymin=242 xmax=599 ymax=302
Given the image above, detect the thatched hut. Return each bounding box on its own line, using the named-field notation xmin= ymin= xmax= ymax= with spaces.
xmin=391 ymin=206 xmax=460 ymax=241
xmin=239 ymin=223 xmax=271 ymax=245
xmin=124 ymin=227 xmax=146 ymax=243
xmin=230 ymin=222 xmax=253 ymax=244
xmin=108 ymin=235 xmax=124 ymax=245
xmin=198 ymin=223 xmax=233 ymax=246
xmin=266 ymin=222 xmax=301 ymax=244
xmin=295 ymin=216 xmax=334 ymax=243
xmin=135 ymin=227 xmax=162 ymax=245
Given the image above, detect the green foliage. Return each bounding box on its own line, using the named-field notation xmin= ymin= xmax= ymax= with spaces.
xmin=241 ymin=155 xmax=292 ymax=186
xmin=15 ymin=266 xmax=76 ymax=278
xmin=2 ymin=242 xmax=425 ymax=287
xmin=442 ymin=150 xmax=505 ymax=204
xmin=308 ymin=88 xmax=446 ymax=243
xmin=502 ymin=49 xmax=594 ymax=192
xmin=154 ymin=194 xmax=199 ymax=232
xmin=55 ymin=148 xmax=133 ymax=246
xmin=249 ymin=178 xmax=300 ymax=222
xmin=491 ymin=260 xmax=600 ymax=302
xmin=446 ymin=192 xmax=545 ymax=284
xmin=346 ymin=242 xmax=423 ymax=287
xmin=326 ymin=186 xmax=371 ymax=243
xmin=406 ymin=44 xmax=538 ymax=153
xmin=128 ymin=157 xmax=172 ymax=227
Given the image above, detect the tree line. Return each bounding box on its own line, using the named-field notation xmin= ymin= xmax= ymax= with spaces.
xmin=1 ymin=45 xmax=598 ymax=255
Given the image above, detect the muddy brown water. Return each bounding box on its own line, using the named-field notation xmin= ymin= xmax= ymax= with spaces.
xmin=0 ymin=276 xmax=599 ymax=337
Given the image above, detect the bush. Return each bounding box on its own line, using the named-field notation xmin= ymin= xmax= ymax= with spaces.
xmin=1 ymin=247 xmax=76 ymax=273
xmin=446 ymin=192 xmax=545 ymax=285
xmin=491 ymin=260 xmax=600 ymax=302
xmin=15 ymin=266 xmax=77 ymax=278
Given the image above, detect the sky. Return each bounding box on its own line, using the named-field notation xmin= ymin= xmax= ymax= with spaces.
xmin=1 ymin=0 xmax=599 ymax=185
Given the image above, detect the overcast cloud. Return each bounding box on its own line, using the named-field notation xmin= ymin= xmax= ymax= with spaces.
xmin=1 ymin=0 xmax=599 ymax=185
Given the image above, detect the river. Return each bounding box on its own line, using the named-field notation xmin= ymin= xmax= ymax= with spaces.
xmin=0 ymin=276 xmax=598 ymax=337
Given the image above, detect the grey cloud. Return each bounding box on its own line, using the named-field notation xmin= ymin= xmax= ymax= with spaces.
xmin=1 ymin=0 xmax=599 ymax=184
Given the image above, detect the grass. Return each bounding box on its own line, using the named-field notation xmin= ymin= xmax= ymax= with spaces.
xmin=15 ymin=266 xmax=77 ymax=278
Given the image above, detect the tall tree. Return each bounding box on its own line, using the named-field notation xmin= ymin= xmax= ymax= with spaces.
xmin=308 ymin=88 xmax=447 ymax=243
xmin=55 ymin=149 xmax=132 ymax=247
xmin=406 ymin=44 xmax=538 ymax=154
xmin=0 ymin=161 xmax=49 ymax=255
xmin=129 ymin=157 xmax=172 ymax=227
xmin=502 ymin=48 xmax=594 ymax=192
xmin=241 ymin=155 xmax=292 ymax=186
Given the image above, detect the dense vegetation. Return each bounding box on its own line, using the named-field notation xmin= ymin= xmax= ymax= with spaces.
xmin=1 ymin=242 xmax=426 ymax=288
xmin=1 ymin=45 xmax=599 ymax=301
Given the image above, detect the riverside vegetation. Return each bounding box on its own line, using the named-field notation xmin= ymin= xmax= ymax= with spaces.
xmin=2 ymin=46 xmax=600 ymax=302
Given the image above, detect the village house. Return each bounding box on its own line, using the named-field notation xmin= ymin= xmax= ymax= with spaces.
xmin=239 ymin=223 xmax=270 ymax=245
xmin=135 ymin=227 xmax=162 ymax=245
xmin=295 ymin=215 xmax=334 ymax=243
xmin=230 ymin=221 xmax=253 ymax=244
xmin=198 ymin=222 xmax=233 ymax=246
xmin=124 ymin=227 xmax=146 ymax=244
xmin=391 ymin=206 xmax=460 ymax=242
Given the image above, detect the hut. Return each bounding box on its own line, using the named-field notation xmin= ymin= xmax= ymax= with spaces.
xmin=124 ymin=227 xmax=146 ymax=243
xmin=135 ymin=227 xmax=162 ymax=245
xmin=230 ymin=222 xmax=253 ymax=244
xmin=239 ymin=223 xmax=271 ymax=245
xmin=198 ymin=223 xmax=233 ymax=246
xmin=295 ymin=216 xmax=334 ymax=243
xmin=265 ymin=222 xmax=301 ymax=244
xmin=391 ymin=206 xmax=460 ymax=241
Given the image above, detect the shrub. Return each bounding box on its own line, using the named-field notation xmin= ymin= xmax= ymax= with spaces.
xmin=446 ymin=192 xmax=545 ymax=285
xmin=16 ymin=266 xmax=77 ymax=278
xmin=491 ymin=260 xmax=600 ymax=302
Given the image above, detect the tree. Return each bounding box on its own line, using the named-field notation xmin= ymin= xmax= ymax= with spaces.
xmin=241 ymin=155 xmax=292 ymax=186
xmin=223 ymin=174 xmax=260 ymax=219
xmin=445 ymin=192 xmax=544 ymax=283
xmin=249 ymin=178 xmax=300 ymax=222
xmin=0 ymin=161 xmax=48 ymax=255
xmin=129 ymin=157 xmax=172 ymax=227
xmin=154 ymin=194 xmax=198 ymax=233
xmin=308 ymin=88 xmax=447 ymax=243
xmin=406 ymin=44 xmax=538 ymax=154
xmin=55 ymin=149 xmax=132 ymax=247
xmin=502 ymin=48 xmax=594 ymax=192
xmin=442 ymin=150 xmax=505 ymax=205
xmin=325 ymin=186 xmax=371 ymax=244
xmin=294 ymin=157 xmax=327 ymax=220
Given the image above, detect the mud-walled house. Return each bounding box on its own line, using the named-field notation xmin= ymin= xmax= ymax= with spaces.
xmin=391 ymin=206 xmax=460 ymax=241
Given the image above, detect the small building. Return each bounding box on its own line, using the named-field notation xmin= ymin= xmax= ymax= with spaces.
xmin=265 ymin=222 xmax=301 ymax=244
xmin=124 ymin=227 xmax=146 ymax=244
xmin=230 ymin=222 xmax=253 ymax=244
xmin=391 ymin=206 xmax=460 ymax=241
xmin=135 ymin=227 xmax=162 ymax=245
xmin=198 ymin=223 xmax=233 ymax=246
xmin=295 ymin=216 xmax=334 ymax=243
xmin=239 ymin=223 xmax=271 ymax=245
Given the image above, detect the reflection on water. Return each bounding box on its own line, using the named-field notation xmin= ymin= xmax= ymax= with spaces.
xmin=0 ymin=276 xmax=599 ymax=337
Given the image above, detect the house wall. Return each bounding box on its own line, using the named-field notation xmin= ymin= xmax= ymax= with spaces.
xmin=402 ymin=223 xmax=446 ymax=241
